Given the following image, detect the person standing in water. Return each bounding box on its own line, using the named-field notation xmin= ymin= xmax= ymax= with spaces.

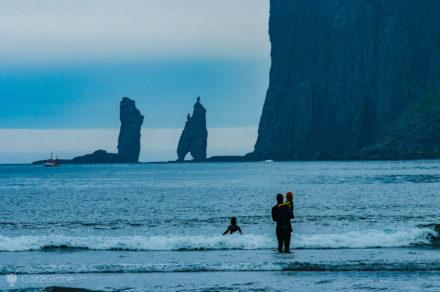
xmin=272 ymin=194 xmax=294 ymax=253
xmin=223 ymin=217 xmax=243 ymax=235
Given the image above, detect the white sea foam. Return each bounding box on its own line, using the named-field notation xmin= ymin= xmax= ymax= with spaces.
xmin=296 ymin=227 xmax=437 ymax=249
xmin=0 ymin=227 xmax=436 ymax=252
xmin=0 ymin=234 xmax=273 ymax=252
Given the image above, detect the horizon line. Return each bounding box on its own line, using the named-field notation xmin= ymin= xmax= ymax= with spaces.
xmin=0 ymin=127 xmax=258 ymax=164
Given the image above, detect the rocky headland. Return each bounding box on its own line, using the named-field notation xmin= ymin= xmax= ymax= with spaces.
xmin=246 ymin=0 xmax=440 ymax=161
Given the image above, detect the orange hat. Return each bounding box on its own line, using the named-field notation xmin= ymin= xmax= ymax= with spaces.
xmin=286 ymin=192 xmax=294 ymax=201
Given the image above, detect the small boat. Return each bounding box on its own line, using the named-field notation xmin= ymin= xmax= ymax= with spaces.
xmin=44 ymin=153 xmax=61 ymax=167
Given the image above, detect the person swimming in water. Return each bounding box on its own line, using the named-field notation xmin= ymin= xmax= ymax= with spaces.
xmin=223 ymin=217 xmax=243 ymax=235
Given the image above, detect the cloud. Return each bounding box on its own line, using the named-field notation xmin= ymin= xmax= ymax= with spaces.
xmin=0 ymin=127 xmax=257 ymax=163
xmin=0 ymin=0 xmax=269 ymax=65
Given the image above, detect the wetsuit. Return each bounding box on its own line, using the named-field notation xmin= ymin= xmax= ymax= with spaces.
xmin=272 ymin=203 xmax=294 ymax=252
xmin=223 ymin=224 xmax=242 ymax=235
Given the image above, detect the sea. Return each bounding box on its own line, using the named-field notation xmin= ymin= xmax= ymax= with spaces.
xmin=0 ymin=160 xmax=440 ymax=291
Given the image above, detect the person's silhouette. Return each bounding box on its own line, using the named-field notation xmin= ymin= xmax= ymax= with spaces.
xmin=223 ymin=217 xmax=243 ymax=235
xmin=272 ymin=194 xmax=294 ymax=253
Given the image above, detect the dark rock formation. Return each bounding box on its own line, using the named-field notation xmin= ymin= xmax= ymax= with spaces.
xmin=177 ymin=97 xmax=208 ymax=161
xmin=361 ymin=92 xmax=440 ymax=159
xmin=117 ymin=97 xmax=144 ymax=162
xmin=249 ymin=0 xmax=440 ymax=161
xmin=32 ymin=97 xmax=144 ymax=164
xmin=68 ymin=150 xmax=121 ymax=164
xmin=207 ymin=156 xmax=247 ymax=162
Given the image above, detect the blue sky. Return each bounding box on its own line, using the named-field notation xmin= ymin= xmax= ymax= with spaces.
xmin=0 ymin=58 xmax=269 ymax=128
xmin=0 ymin=0 xmax=270 ymax=161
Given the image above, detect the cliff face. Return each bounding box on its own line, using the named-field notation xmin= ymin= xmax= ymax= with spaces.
xmin=361 ymin=92 xmax=440 ymax=159
xmin=251 ymin=0 xmax=440 ymax=160
xmin=117 ymin=97 xmax=144 ymax=162
xmin=177 ymin=97 xmax=208 ymax=161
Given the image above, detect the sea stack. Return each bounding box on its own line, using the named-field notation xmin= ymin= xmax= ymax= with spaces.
xmin=248 ymin=0 xmax=440 ymax=161
xmin=117 ymin=97 xmax=144 ymax=162
xmin=177 ymin=97 xmax=208 ymax=162
xmin=32 ymin=97 xmax=144 ymax=164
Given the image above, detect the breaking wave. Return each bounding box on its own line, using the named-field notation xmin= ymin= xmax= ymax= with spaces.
xmin=0 ymin=227 xmax=437 ymax=252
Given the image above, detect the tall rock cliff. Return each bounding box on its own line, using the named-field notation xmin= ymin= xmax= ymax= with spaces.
xmin=177 ymin=97 xmax=208 ymax=161
xmin=250 ymin=0 xmax=440 ymax=160
xmin=117 ymin=97 xmax=144 ymax=162
xmin=361 ymin=92 xmax=440 ymax=159
xmin=32 ymin=97 xmax=144 ymax=164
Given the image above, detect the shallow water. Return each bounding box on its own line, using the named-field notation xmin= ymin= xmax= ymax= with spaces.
xmin=0 ymin=161 xmax=439 ymax=290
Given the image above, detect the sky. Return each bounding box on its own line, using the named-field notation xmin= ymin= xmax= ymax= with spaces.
xmin=0 ymin=0 xmax=270 ymax=162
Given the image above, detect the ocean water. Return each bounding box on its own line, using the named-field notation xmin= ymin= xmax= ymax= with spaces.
xmin=0 ymin=161 xmax=440 ymax=291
